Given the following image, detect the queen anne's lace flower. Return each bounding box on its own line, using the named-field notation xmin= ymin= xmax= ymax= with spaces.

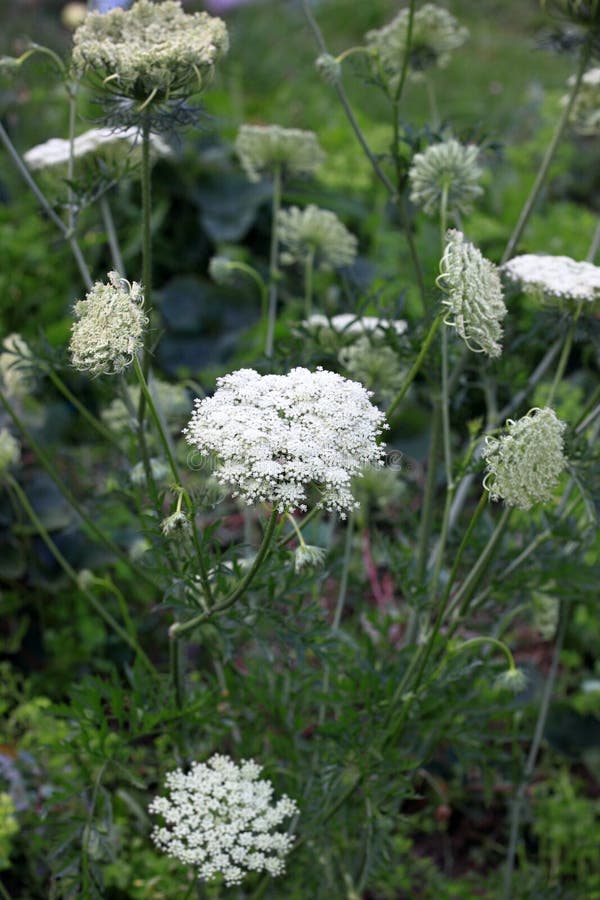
xmin=564 ymin=67 xmax=600 ymax=134
xmin=304 ymin=313 xmax=407 ymax=339
xmin=501 ymin=253 xmax=600 ymax=305
xmin=277 ymin=205 xmax=357 ymax=270
xmin=0 ymin=428 xmax=20 ymax=477
xmin=235 ymin=124 xmax=325 ymax=182
xmin=0 ymin=333 xmax=36 ymax=398
xmin=409 ymin=139 xmax=483 ymax=217
xmin=439 ymin=229 xmax=506 ymax=357
xmin=71 ymin=0 xmax=228 ymax=107
xmin=149 ymin=755 xmax=298 ymax=887
xmin=69 ymin=272 xmax=148 ymax=376
xmin=23 ymin=128 xmax=170 ymax=173
xmin=482 ymin=408 xmax=567 ymax=510
xmin=366 ymin=3 xmax=468 ymax=90
xmin=184 ymin=367 xmax=387 ymax=516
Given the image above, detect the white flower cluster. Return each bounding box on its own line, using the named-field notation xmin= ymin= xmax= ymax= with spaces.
xmin=439 ymin=230 xmax=506 ymax=357
xmin=24 ymin=128 xmax=170 ymax=173
xmin=366 ymin=3 xmax=468 ymax=89
xmin=482 ymin=407 xmax=567 ymax=510
xmin=72 ymin=0 xmax=228 ymax=102
xmin=502 ymin=253 xmax=600 ymax=305
xmin=149 ymin=755 xmax=298 ymax=887
xmin=184 ymin=367 xmax=387 ymax=516
xmin=0 ymin=428 xmax=20 ymax=476
xmin=236 ymin=124 xmax=325 ymax=182
xmin=564 ymin=66 xmax=600 ymax=135
xmin=304 ymin=313 xmax=407 ymax=339
xmin=409 ymin=139 xmax=483 ymax=217
xmin=69 ymin=272 xmax=148 ymax=376
xmin=277 ymin=205 xmax=357 ymax=270
xmin=0 ymin=333 xmax=35 ymax=398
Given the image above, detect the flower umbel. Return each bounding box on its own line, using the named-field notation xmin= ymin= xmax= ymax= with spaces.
xmin=235 ymin=124 xmax=325 ymax=182
xmin=24 ymin=127 xmax=170 ymax=174
xmin=149 ymin=754 xmax=298 ymax=887
xmin=183 ymin=367 xmax=387 ymax=516
xmin=439 ymin=229 xmax=507 ymax=357
xmin=502 ymin=253 xmax=600 ymax=306
xmin=71 ymin=0 xmax=228 ymax=125
xmin=482 ymin=407 xmax=567 ymax=510
xmin=366 ymin=3 xmax=468 ymax=90
xmin=69 ymin=272 xmax=148 ymax=376
xmin=277 ymin=205 xmax=358 ymax=270
xmin=409 ymin=139 xmax=483 ymax=217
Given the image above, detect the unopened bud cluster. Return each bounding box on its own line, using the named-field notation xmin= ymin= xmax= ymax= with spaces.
xmin=482 ymin=407 xmax=567 ymax=510
xmin=69 ymin=272 xmax=147 ymax=376
xmin=439 ymin=230 xmax=506 ymax=357
xmin=236 ymin=124 xmax=325 ymax=182
xmin=277 ymin=205 xmax=357 ymax=270
xmin=409 ymin=139 xmax=483 ymax=217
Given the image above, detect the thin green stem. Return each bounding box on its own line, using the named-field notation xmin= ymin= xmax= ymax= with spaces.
xmin=169 ymin=509 xmax=279 ymax=639
xmin=0 ymin=390 xmax=154 ymax=586
xmin=133 ymin=357 xmax=180 ymax=485
xmin=139 ymin=117 xmax=153 ymax=436
xmin=386 ymin=314 xmax=443 ymax=421
xmin=0 ymin=121 xmax=92 ymax=289
xmin=501 ymin=39 xmax=592 ymax=264
xmin=449 ymin=505 xmax=512 ymax=622
xmin=45 ymin=366 xmax=121 ymax=448
xmin=170 ymin=633 xmax=185 ymax=709
xmin=7 ymin=476 xmax=156 ymax=674
xmin=503 ymin=599 xmax=570 ymax=900
xmin=415 ymin=403 xmax=442 ymax=586
xmin=277 ymin=505 xmax=321 ymax=548
xmin=0 ymin=879 xmax=12 ymax=900
xmin=100 ymin=193 xmax=125 ymax=274
xmin=546 ymin=299 xmax=584 ymax=407
xmin=66 ymin=82 xmax=77 ymax=238
xmin=586 ymin=216 xmax=600 ymax=262
xmin=266 ymin=164 xmax=282 ymax=359
xmin=304 ymin=248 xmax=315 ymax=319
xmin=426 ymin=77 xmax=440 ymax=129
xmin=392 ymin=0 xmax=416 ymax=108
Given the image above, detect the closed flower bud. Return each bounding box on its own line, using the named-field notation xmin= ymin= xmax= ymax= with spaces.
xmin=293 ymin=543 xmax=326 ymax=572
xmin=495 ymin=667 xmax=528 ymax=693
xmin=69 ymin=272 xmax=148 ymax=376
xmin=409 ymin=139 xmax=483 ymax=217
xmin=439 ymin=229 xmax=506 ymax=358
xmin=315 ymin=53 xmax=342 ymax=84
xmin=482 ymin=407 xmax=567 ymax=510
xmin=235 ymin=124 xmax=325 ymax=182
xmin=161 ymin=510 xmax=192 ymax=537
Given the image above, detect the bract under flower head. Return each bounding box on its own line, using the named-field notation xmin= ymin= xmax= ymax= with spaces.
xmin=149 ymin=754 xmax=297 ymax=887
xmin=366 ymin=3 xmax=468 ymax=90
xmin=409 ymin=139 xmax=483 ymax=217
xmin=235 ymin=124 xmax=325 ymax=182
xmin=69 ymin=272 xmax=148 ymax=376
xmin=502 ymin=253 xmax=600 ymax=307
xmin=277 ymin=205 xmax=357 ymax=270
xmin=439 ymin=229 xmax=506 ymax=357
xmin=482 ymin=407 xmax=567 ymax=510
xmin=71 ymin=0 xmax=228 ymax=124
xmin=183 ymin=367 xmax=387 ymax=516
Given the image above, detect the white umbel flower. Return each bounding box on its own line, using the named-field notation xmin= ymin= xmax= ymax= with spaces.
xmin=149 ymin=755 xmax=298 ymax=887
xmin=439 ymin=229 xmax=506 ymax=357
xmin=409 ymin=139 xmax=483 ymax=216
xmin=69 ymin=272 xmax=148 ymax=376
xmin=366 ymin=3 xmax=468 ymax=89
xmin=278 ymin=205 xmax=357 ymax=270
xmin=482 ymin=408 xmax=567 ymax=510
xmin=72 ymin=0 xmax=228 ymax=103
xmin=564 ymin=66 xmax=600 ymax=135
xmin=304 ymin=313 xmax=407 ymax=339
xmin=235 ymin=124 xmax=325 ymax=182
xmin=183 ymin=367 xmax=387 ymax=516
xmin=23 ymin=128 xmax=170 ymax=172
xmin=501 ymin=254 xmax=600 ymax=305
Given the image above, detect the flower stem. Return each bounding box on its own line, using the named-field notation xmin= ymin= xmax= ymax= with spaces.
xmin=501 ymin=39 xmax=592 ymax=264
xmin=45 ymin=366 xmax=121 ymax=448
xmin=138 ymin=116 xmax=153 ymax=433
xmin=7 ymin=475 xmax=156 ymax=674
xmin=169 ymin=509 xmax=279 ymax=639
xmin=304 ymin=248 xmax=315 ymax=319
xmin=100 ymin=192 xmax=125 ymax=274
xmin=502 ymin=599 xmax=570 ymax=900
xmin=386 ymin=314 xmax=443 ymax=421
xmin=265 ymin=164 xmax=282 ymax=358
